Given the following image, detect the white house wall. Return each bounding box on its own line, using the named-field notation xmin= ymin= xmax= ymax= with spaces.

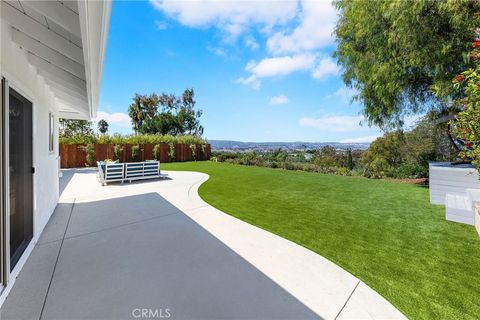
xmin=1 ymin=19 xmax=60 ymax=244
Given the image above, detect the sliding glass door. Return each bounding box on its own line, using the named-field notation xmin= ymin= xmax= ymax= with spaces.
xmin=8 ymin=87 xmax=33 ymax=271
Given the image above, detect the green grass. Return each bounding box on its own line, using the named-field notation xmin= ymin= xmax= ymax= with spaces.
xmin=163 ymin=162 xmax=480 ymax=319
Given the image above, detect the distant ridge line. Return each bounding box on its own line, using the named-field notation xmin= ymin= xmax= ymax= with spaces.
xmin=208 ymin=140 xmax=370 ymax=151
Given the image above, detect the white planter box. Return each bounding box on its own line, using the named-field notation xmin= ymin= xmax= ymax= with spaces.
xmin=429 ymin=162 xmax=480 ymax=205
xmin=475 ymin=204 xmax=480 ymax=237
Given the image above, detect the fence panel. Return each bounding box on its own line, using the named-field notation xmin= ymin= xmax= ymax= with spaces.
xmin=59 ymin=143 xmax=211 ymax=168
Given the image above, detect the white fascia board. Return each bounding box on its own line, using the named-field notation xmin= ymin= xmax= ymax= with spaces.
xmin=77 ymin=0 xmax=112 ymax=119
xmin=55 ymin=97 xmax=88 ymax=114
xmin=12 ymin=28 xmax=85 ymax=80
xmin=1 ymin=1 xmax=84 ymax=64
xmin=21 ymin=1 xmax=81 ymax=38
xmin=58 ymin=110 xmax=89 ymax=120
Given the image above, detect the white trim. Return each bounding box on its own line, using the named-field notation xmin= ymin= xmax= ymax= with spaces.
xmin=77 ymin=0 xmax=112 ymax=119
xmin=0 ymin=239 xmax=36 ymax=307
xmin=1 ymin=70 xmax=36 ymax=103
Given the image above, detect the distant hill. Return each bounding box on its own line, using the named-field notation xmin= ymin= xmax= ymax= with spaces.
xmin=208 ymin=140 xmax=369 ymax=151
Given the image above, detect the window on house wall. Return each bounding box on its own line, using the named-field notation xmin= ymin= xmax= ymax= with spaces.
xmin=49 ymin=112 xmax=54 ymax=152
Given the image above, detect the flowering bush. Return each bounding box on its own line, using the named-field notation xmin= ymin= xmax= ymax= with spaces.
xmin=451 ymin=39 xmax=480 ymax=169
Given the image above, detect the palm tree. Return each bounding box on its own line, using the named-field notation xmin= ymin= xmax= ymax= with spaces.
xmin=97 ymin=119 xmax=109 ymax=134
xmin=128 ymin=95 xmax=145 ymax=134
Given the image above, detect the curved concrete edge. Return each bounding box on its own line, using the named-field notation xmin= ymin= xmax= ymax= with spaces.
xmin=164 ymin=171 xmax=407 ymax=320
xmin=59 ymin=169 xmax=406 ymax=319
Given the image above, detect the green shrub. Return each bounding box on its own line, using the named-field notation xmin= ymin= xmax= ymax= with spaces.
xmin=395 ymin=161 xmax=427 ymax=179
xmin=131 ymin=145 xmax=140 ymax=161
xmin=336 ymin=167 xmax=351 ymax=176
xmin=264 ymin=161 xmax=279 ymax=168
xmin=81 ymin=143 xmax=95 ymax=167
xmin=60 ymin=133 xmax=207 ymax=146
xmin=113 ymin=144 xmax=123 ymax=161
xmin=225 ymin=158 xmax=240 ymax=165
xmin=59 ymin=134 xmax=95 ymax=145
xmin=364 ymin=158 xmax=392 ymax=179
xmin=190 ymin=144 xmax=197 ymax=161
xmin=168 ymin=142 xmax=175 ymax=161
xmin=153 ymin=144 xmax=160 ymax=160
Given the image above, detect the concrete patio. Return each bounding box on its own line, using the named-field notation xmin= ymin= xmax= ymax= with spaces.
xmin=1 ymin=169 xmax=405 ymax=320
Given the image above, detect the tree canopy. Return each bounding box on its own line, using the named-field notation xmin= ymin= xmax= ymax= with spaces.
xmin=334 ymin=0 xmax=480 ymax=129
xmin=97 ymin=119 xmax=109 ymax=134
xmin=128 ymin=89 xmax=204 ymax=136
xmin=59 ymin=119 xmax=93 ymax=137
xmin=452 ymin=39 xmax=480 ymax=167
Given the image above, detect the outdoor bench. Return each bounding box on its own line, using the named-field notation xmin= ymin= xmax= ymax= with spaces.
xmin=97 ymin=160 xmax=167 ymax=185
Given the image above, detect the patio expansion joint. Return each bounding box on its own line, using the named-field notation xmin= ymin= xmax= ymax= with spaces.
xmin=62 ymin=211 xmax=180 ymax=242
xmin=38 ymin=198 xmax=76 ymax=320
xmin=36 ymin=239 xmax=62 ymax=247
xmin=334 ymin=279 xmax=360 ymax=320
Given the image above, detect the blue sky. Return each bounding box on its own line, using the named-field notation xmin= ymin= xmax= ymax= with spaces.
xmin=97 ymin=0 xmax=384 ymax=143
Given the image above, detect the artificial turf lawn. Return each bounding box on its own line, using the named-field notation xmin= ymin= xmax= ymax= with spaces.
xmin=163 ymin=161 xmax=480 ymax=319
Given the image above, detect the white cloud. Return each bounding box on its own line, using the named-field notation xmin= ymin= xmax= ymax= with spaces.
xmin=334 ymin=86 xmax=357 ymax=103
xmin=269 ymin=94 xmax=289 ymax=105
xmin=311 ymin=56 xmax=339 ymax=79
xmin=207 ymin=46 xmax=227 ymax=56
xmin=149 ymin=0 xmax=298 ymax=38
xmin=235 ymin=75 xmax=260 ymax=90
xmin=150 ymin=0 xmax=340 ymax=88
xmin=154 ymin=20 xmax=168 ymax=30
xmin=245 ymin=37 xmax=259 ymax=50
xmin=237 ymin=54 xmax=315 ymax=88
xmin=94 ymin=111 xmax=131 ymax=128
xmin=237 ymin=55 xmax=338 ymax=87
xmin=246 ymin=54 xmax=315 ymax=78
xmin=266 ymin=0 xmax=337 ymax=55
xmin=299 ymin=115 xmax=364 ymax=132
xmin=339 ymin=135 xmax=381 ymax=143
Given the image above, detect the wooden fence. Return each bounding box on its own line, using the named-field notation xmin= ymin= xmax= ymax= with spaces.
xmin=59 ymin=143 xmax=211 ymax=168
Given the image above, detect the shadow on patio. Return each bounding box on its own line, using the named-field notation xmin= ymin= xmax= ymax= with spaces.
xmin=1 ymin=190 xmax=319 ymax=320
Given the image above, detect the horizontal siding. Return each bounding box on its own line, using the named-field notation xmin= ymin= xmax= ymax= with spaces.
xmin=429 ymin=179 xmax=480 ymax=189
xmin=429 ymin=162 xmax=480 ymax=205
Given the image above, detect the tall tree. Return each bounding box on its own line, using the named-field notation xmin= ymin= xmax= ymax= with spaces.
xmin=334 ymin=0 xmax=480 ymax=129
xmin=59 ymin=119 xmax=93 ymax=137
xmin=127 ymin=94 xmax=160 ymax=133
xmin=179 ymin=88 xmax=204 ymax=136
xmin=97 ymin=119 xmax=109 ymax=134
xmin=128 ymin=95 xmax=145 ymax=133
xmin=129 ymin=89 xmax=204 ymax=136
